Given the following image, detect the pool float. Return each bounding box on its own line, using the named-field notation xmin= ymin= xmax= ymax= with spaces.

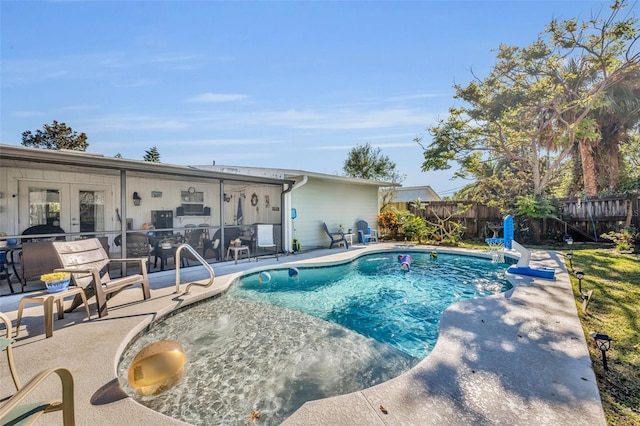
xmin=258 ymin=271 xmax=271 ymax=283
xmin=128 ymin=340 xmax=187 ymax=396
xmin=400 ymin=254 xmax=412 ymax=271
xmin=288 ymin=267 xmax=299 ymax=278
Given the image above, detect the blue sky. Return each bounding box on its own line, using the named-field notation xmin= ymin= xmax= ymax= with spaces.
xmin=1 ymin=0 xmax=617 ymax=197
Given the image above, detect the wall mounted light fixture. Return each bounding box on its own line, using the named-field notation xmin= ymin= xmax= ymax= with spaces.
xmin=133 ymin=191 xmax=142 ymax=206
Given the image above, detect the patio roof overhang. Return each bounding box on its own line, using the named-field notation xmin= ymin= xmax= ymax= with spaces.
xmin=0 ymin=144 xmax=294 ymax=186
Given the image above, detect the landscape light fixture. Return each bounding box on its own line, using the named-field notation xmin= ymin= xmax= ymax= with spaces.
xmin=566 ymin=252 xmax=573 ymax=271
xmin=590 ymin=332 xmax=612 ymax=371
xmin=132 ymin=192 xmax=142 ymax=206
xmin=575 ymin=270 xmax=585 ymax=293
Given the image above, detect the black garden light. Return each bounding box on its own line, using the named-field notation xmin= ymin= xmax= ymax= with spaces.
xmin=575 ymin=270 xmax=585 ymax=293
xmin=590 ymin=332 xmax=612 ymax=371
xmin=566 ymin=252 xmax=573 ymax=271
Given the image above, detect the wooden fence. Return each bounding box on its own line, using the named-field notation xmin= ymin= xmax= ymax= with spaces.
xmin=397 ymin=193 xmax=640 ymax=241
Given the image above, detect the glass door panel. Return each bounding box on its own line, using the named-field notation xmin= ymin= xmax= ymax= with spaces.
xmin=78 ymin=190 xmax=106 ymax=233
xmin=28 ymin=188 xmax=62 ymax=226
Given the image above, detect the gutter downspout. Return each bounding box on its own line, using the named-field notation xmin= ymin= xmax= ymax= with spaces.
xmin=283 ymin=175 xmax=308 ymax=253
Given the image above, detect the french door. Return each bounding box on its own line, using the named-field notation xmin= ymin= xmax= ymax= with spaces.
xmin=19 ymin=181 xmax=113 ymax=235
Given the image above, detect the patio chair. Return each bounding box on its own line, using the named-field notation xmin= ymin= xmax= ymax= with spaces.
xmin=0 ymin=312 xmax=76 ymax=425
xmin=114 ymin=233 xmax=152 ymax=272
xmin=254 ymin=224 xmax=278 ymax=261
xmin=355 ymin=220 xmax=378 ymax=244
xmin=322 ymin=223 xmax=349 ymax=249
xmin=52 ymin=238 xmax=151 ymax=318
xmin=21 ymin=224 xmax=66 ymax=242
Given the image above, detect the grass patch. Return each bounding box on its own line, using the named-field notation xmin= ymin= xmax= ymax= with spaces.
xmin=567 ymin=249 xmax=640 ymax=425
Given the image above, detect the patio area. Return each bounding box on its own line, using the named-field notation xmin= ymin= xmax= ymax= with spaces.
xmin=0 ymin=244 xmax=606 ymax=425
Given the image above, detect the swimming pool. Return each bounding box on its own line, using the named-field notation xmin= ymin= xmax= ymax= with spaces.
xmin=117 ymin=251 xmax=511 ymax=425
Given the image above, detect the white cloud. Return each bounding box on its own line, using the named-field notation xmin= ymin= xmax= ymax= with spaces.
xmin=187 ymin=93 xmax=249 ymax=103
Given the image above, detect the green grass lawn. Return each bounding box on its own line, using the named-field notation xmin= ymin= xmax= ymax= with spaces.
xmin=566 ymin=249 xmax=640 ymax=425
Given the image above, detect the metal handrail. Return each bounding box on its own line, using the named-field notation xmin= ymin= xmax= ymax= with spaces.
xmin=174 ymin=244 xmax=215 ymax=294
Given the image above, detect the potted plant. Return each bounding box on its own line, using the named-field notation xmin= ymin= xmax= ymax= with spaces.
xmin=40 ymin=272 xmax=71 ymax=293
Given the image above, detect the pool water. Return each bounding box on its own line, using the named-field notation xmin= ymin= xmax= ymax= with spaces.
xmin=118 ymin=251 xmax=511 ymax=425
xmin=232 ymin=252 xmax=511 ymax=359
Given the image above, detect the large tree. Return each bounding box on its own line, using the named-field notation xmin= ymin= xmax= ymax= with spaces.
xmin=343 ymin=143 xmax=404 ymax=211
xmin=343 ymin=143 xmax=403 ymax=183
xmin=21 ymin=120 xmax=88 ymax=151
xmin=419 ymin=0 xmax=639 ymax=199
xmin=342 ymin=143 xmax=404 ymax=210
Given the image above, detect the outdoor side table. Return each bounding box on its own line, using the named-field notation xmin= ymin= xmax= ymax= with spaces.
xmin=15 ymin=287 xmax=91 ymax=339
xmin=344 ymin=233 xmax=355 ymax=246
xmin=226 ymin=245 xmax=251 ymax=264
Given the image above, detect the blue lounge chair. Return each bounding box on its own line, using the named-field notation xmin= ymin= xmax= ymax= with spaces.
xmin=356 ymin=220 xmax=378 ymax=244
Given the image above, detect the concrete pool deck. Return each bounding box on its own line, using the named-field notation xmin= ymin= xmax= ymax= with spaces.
xmin=0 ymin=244 xmax=605 ymax=425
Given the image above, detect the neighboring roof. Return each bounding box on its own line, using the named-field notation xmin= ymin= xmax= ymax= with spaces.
xmin=194 ymin=164 xmax=400 ymax=188
xmin=0 ymin=144 xmax=291 ymax=186
xmin=392 ymin=185 xmax=441 ymax=202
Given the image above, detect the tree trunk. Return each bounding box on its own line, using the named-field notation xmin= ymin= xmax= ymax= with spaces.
xmin=604 ymin=127 xmax=622 ymax=192
xmin=578 ymin=138 xmax=598 ymax=196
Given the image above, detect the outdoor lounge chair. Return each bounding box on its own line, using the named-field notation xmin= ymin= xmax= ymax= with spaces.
xmin=355 ymin=220 xmax=378 ymax=244
xmin=254 ymin=224 xmax=278 ymax=260
xmin=52 ymin=238 xmax=151 ymax=318
xmin=0 ymin=312 xmax=76 ymax=425
xmin=322 ymin=223 xmax=349 ymax=249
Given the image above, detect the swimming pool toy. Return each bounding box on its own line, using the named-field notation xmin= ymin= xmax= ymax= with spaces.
xmin=400 ymin=254 xmax=412 ymax=271
xmin=288 ymin=267 xmax=299 ymax=278
xmin=491 ymin=215 xmax=556 ymax=280
xmin=430 ymin=251 xmax=438 ymax=259
xmin=128 ymin=340 xmax=187 ymax=396
xmin=258 ymin=271 xmax=271 ymax=283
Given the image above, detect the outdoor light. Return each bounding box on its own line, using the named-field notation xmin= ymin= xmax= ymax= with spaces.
xmin=590 ymin=332 xmax=612 ymax=371
xmin=575 ymin=270 xmax=585 ymax=293
xmin=132 ymin=192 xmax=142 ymax=206
xmin=566 ymin=252 xmax=573 ymax=271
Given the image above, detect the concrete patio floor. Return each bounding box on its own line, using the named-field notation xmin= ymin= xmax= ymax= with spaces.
xmin=0 ymin=244 xmax=605 ymax=425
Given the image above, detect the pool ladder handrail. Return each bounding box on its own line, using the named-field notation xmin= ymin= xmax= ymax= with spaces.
xmin=174 ymin=243 xmax=215 ymax=294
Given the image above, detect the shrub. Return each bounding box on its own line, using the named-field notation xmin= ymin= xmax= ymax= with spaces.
xmin=600 ymin=226 xmax=638 ymax=252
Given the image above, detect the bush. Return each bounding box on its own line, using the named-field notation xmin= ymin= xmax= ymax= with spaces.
xmin=600 ymin=226 xmax=638 ymax=252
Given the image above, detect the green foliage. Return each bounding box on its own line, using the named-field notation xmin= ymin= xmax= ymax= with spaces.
xmin=419 ymin=0 xmax=640 ymax=199
xmin=21 ymin=120 xmax=88 ymax=151
xmin=377 ymin=209 xmax=400 ymax=235
xmin=618 ymin=131 xmax=640 ymax=191
xmin=514 ymin=195 xmax=557 ymax=218
xmin=143 ymin=146 xmax=161 ymax=162
xmin=600 ymin=226 xmax=637 ymax=252
xmin=395 ymin=210 xmax=428 ymax=242
xmin=343 ymin=143 xmax=404 ymax=183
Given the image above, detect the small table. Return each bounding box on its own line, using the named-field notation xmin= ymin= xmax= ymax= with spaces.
xmin=226 ymin=245 xmax=250 ymax=264
xmin=16 ymin=287 xmax=91 ymax=338
xmin=344 ymin=233 xmax=354 ymax=246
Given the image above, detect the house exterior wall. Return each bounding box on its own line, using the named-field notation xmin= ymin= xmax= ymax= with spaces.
xmin=291 ymin=178 xmax=380 ymax=249
xmin=2 ymin=165 xmax=120 ymax=236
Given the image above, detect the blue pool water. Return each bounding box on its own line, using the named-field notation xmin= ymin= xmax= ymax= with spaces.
xmin=231 ymin=252 xmax=511 ymax=359
xmin=118 ymin=251 xmax=511 ymax=425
